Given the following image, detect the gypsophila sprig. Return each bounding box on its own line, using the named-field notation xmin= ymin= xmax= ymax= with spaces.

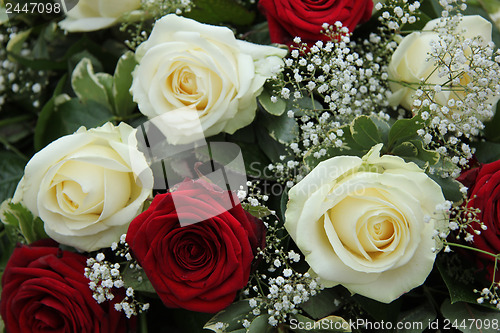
xmin=0 ymin=26 xmax=49 ymax=112
xmin=393 ymin=2 xmax=499 ymax=175
xmin=121 ymin=0 xmax=193 ymax=49
xmin=85 ymin=234 xmax=150 ymax=318
xmin=242 ymin=216 xmax=323 ymax=327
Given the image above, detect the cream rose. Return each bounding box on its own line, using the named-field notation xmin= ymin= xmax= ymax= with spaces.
xmin=285 ymin=144 xmax=446 ymax=303
xmin=58 ymin=0 xmax=141 ymax=32
xmin=13 ymin=122 xmax=153 ymax=252
xmin=388 ymin=15 xmax=495 ymax=111
xmin=130 ymin=14 xmax=287 ymax=144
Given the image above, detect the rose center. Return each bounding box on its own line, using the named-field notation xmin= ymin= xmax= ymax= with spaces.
xmin=370 ymin=220 xmax=394 ymax=241
xmin=179 ymin=70 xmax=197 ymax=95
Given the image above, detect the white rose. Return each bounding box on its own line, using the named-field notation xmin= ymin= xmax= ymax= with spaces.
xmin=285 ymin=144 xmax=446 ymax=303
xmin=59 ymin=0 xmax=141 ymax=32
xmin=388 ymin=15 xmax=495 ymax=111
xmin=130 ymin=14 xmax=287 ymax=144
xmin=13 ymin=122 xmax=153 ymax=252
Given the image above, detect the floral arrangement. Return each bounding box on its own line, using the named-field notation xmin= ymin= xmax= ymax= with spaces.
xmin=1 ymin=0 xmax=500 ymax=332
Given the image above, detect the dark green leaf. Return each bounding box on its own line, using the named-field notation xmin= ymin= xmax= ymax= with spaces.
xmin=248 ymin=315 xmax=274 ymax=333
xmin=352 ymin=294 xmax=402 ymax=323
xmin=261 ymin=110 xmax=299 ymax=144
xmin=258 ymin=87 xmax=286 ymax=116
xmin=35 ymin=98 xmax=114 ymax=150
xmin=0 ymin=152 xmax=25 ymax=203
xmin=441 ymin=300 xmax=500 ymax=333
xmin=408 ymin=140 xmax=440 ymax=165
xmin=204 ymin=299 xmax=255 ymax=332
xmin=428 ymin=173 xmax=462 ymax=202
xmin=387 ymin=116 xmax=424 ymax=150
xmin=256 ymin=124 xmax=288 ymax=163
xmin=121 ymin=266 xmax=156 ymax=295
xmin=350 ymin=115 xmax=382 ymax=149
xmin=112 ymin=51 xmax=137 ymax=117
xmin=185 ymin=0 xmax=256 ymax=26
xmin=300 ymin=288 xmax=343 ymax=320
xmin=395 ymin=300 xmax=436 ymax=333
xmin=472 ymin=141 xmax=500 ymax=164
xmin=369 ymin=115 xmax=391 ymax=145
xmin=484 ymin=103 xmax=500 ymax=142
xmin=34 ymin=74 xmax=67 ymax=151
xmin=0 ymin=223 xmax=18 ymax=270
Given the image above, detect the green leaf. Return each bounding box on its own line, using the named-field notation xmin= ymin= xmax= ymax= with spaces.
xmin=112 ymin=51 xmax=137 ymax=117
xmin=472 ymin=141 xmax=500 ymax=164
xmin=288 ymin=314 xmax=351 ymax=333
xmin=185 ymin=0 xmax=256 ymax=26
xmin=0 ymin=152 xmax=25 ymax=204
xmin=387 ymin=116 xmax=424 ymax=150
xmin=369 ymin=115 xmax=391 ymax=145
xmin=261 ymin=110 xmax=299 ymax=144
xmin=242 ymin=203 xmax=273 ymax=218
xmin=256 ymin=123 xmax=288 ymax=163
xmin=6 ymin=29 xmax=31 ymax=57
xmin=258 ymin=87 xmax=286 ymax=116
xmin=121 ymin=266 xmax=156 ymax=295
xmin=204 ymin=299 xmax=255 ymax=332
xmin=350 ymin=115 xmax=382 ymax=149
xmin=35 ymin=98 xmax=114 ymax=150
xmin=436 ymin=258 xmax=486 ymax=307
xmin=395 ymin=301 xmax=436 ymax=333
xmin=300 ymin=288 xmax=343 ymax=320
xmin=392 ymin=142 xmax=419 ymax=158
xmin=484 ymin=102 xmax=500 ymax=142
xmin=247 ymin=315 xmax=273 ymax=333
xmin=0 ymin=223 xmax=18 ymax=269
xmin=0 ymin=200 xmax=48 ymax=243
xmin=428 ymin=173 xmax=462 ymax=202
xmin=440 ymin=300 xmax=500 ymax=333
xmin=408 ymin=139 xmax=440 ymax=165
xmin=352 ymin=294 xmax=402 ymax=323
xmin=71 ymin=58 xmax=112 ymax=109
xmin=34 ymin=75 xmax=67 ymax=151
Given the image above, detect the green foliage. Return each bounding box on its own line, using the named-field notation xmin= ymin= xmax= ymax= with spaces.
xmin=440 ymin=300 xmax=500 ymax=333
xmin=204 ymin=299 xmax=255 ymax=332
xmin=395 ymin=301 xmax=436 ymax=333
xmin=300 ymin=288 xmax=343 ymax=320
xmin=185 ymin=0 xmax=256 ymax=26
xmin=242 ymin=203 xmax=273 ymax=218
xmin=0 ymin=151 xmax=25 ymax=203
xmin=429 ymin=173 xmax=463 ymax=202
xmin=112 ymin=52 xmax=137 ymax=117
xmin=121 ymin=266 xmax=157 ymax=295
xmin=258 ymin=86 xmax=287 ymax=116
xmin=72 ymin=58 xmax=113 ymax=109
xmin=473 ymin=141 xmax=500 ymax=164
xmin=260 ymin=110 xmax=299 ymax=145
xmin=0 ymin=200 xmax=48 ymax=244
xmin=350 ymin=115 xmax=382 ymax=149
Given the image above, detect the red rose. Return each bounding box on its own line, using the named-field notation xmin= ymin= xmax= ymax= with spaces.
xmin=126 ymin=179 xmax=266 ymax=313
xmin=457 ymin=159 xmax=500 ymax=281
xmin=259 ymin=0 xmax=373 ymax=45
xmin=0 ymin=240 xmax=133 ymax=333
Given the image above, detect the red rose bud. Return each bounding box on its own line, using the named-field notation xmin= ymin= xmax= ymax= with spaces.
xmin=126 ymin=179 xmax=266 ymax=313
xmin=457 ymin=159 xmax=500 ymax=282
xmin=0 ymin=240 xmax=133 ymax=333
xmin=258 ymin=0 xmax=373 ymax=45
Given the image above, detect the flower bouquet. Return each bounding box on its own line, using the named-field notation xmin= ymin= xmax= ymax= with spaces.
xmin=1 ymin=0 xmax=500 ymax=332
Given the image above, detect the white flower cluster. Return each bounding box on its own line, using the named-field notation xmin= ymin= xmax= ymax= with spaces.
xmin=475 ymin=284 xmax=500 ymax=310
xmin=84 ymin=234 xmax=150 ymax=318
xmin=122 ymin=0 xmax=193 ymax=49
xmin=375 ymin=0 xmax=421 ymax=31
xmin=0 ymin=26 xmax=48 ymax=111
xmin=242 ymin=218 xmax=323 ymax=327
xmin=413 ymin=12 xmax=500 ymax=175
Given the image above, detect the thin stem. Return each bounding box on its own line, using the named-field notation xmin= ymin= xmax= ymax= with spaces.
xmin=444 ymin=241 xmax=499 ymax=259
